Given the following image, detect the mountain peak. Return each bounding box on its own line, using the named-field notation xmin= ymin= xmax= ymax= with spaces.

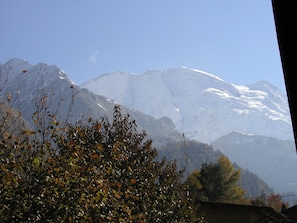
xmin=179 ymin=66 xmax=224 ymax=81
xmin=1 ymin=58 xmax=74 ymax=86
xmin=2 ymin=59 xmax=292 ymax=143
xmin=2 ymin=58 xmax=33 ymax=73
xmin=6 ymin=57 xmax=30 ymax=64
xmin=82 ymin=67 xmax=293 ymax=143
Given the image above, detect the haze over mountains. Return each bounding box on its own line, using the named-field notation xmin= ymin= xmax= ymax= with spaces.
xmin=1 ymin=58 xmax=296 ymax=195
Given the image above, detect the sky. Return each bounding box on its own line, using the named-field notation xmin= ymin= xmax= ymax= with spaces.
xmin=0 ymin=1 xmax=287 ymax=92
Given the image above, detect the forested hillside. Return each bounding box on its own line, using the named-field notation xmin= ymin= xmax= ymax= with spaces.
xmin=158 ymin=140 xmax=274 ymax=197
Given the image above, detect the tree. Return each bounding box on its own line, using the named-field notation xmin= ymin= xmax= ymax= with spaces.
xmin=187 ymin=155 xmax=245 ymax=202
xmin=0 ymin=105 xmax=201 ymax=222
xmin=249 ymin=193 xmax=289 ymax=212
xmin=266 ymin=194 xmax=288 ymax=212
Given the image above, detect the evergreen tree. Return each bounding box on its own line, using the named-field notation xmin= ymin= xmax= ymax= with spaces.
xmin=187 ymin=155 xmax=245 ymax=202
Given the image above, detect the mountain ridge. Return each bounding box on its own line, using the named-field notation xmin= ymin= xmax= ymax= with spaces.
xmin=0 ymin=58 xmax=182 ymax=147
xmin=1 ymin=58 xmax=294 ymax=195
xmin=212 ymin=131 xmax=297 ymax=193
xmin=81 ymin=66 xmax=293 ymax=143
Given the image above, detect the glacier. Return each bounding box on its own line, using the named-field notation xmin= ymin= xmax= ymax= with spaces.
xmin=81 ymin=67 xmax=293 ymax=144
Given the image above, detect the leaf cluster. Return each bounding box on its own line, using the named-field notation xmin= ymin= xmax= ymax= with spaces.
xmin=0 ymin=105 xmax=201 ymax=222
xmin=186 ymin=156 xmax=246 ymax=203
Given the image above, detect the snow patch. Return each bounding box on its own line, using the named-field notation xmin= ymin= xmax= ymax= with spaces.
xmin=97 ymin=103 xmax=107 ymax=111
xmin=181 ymin=66 xmax=224 ymax=81
xmin=81 ymin=66 xmax=293 ymax=143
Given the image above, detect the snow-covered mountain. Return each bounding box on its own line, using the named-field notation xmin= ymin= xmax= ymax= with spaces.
xmin=0 ymin=58 xmax=182 ymax=146
xmin=81 ymin=66 xmax=297 ymax=194
xmin=1 ymin=58 xmax=295 ymax=194
xmin=81 ymin=67 xmax=293 ymax=144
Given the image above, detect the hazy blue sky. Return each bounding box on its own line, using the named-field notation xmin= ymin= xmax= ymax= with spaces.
xmin=0 ymin=1 xmax=286 ymax=92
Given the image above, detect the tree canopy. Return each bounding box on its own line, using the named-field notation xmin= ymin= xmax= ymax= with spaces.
xmin=187 ymin=155 xmax=245 ymax=203
xmin=0 ymin=105 xmax=202 ymax=222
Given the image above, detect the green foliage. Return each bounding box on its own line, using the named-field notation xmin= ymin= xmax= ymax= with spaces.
xmin=187 ymin=155 xmax=245 ymax=203
xmin=0 ymin=105 xmax=201 ymax=222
